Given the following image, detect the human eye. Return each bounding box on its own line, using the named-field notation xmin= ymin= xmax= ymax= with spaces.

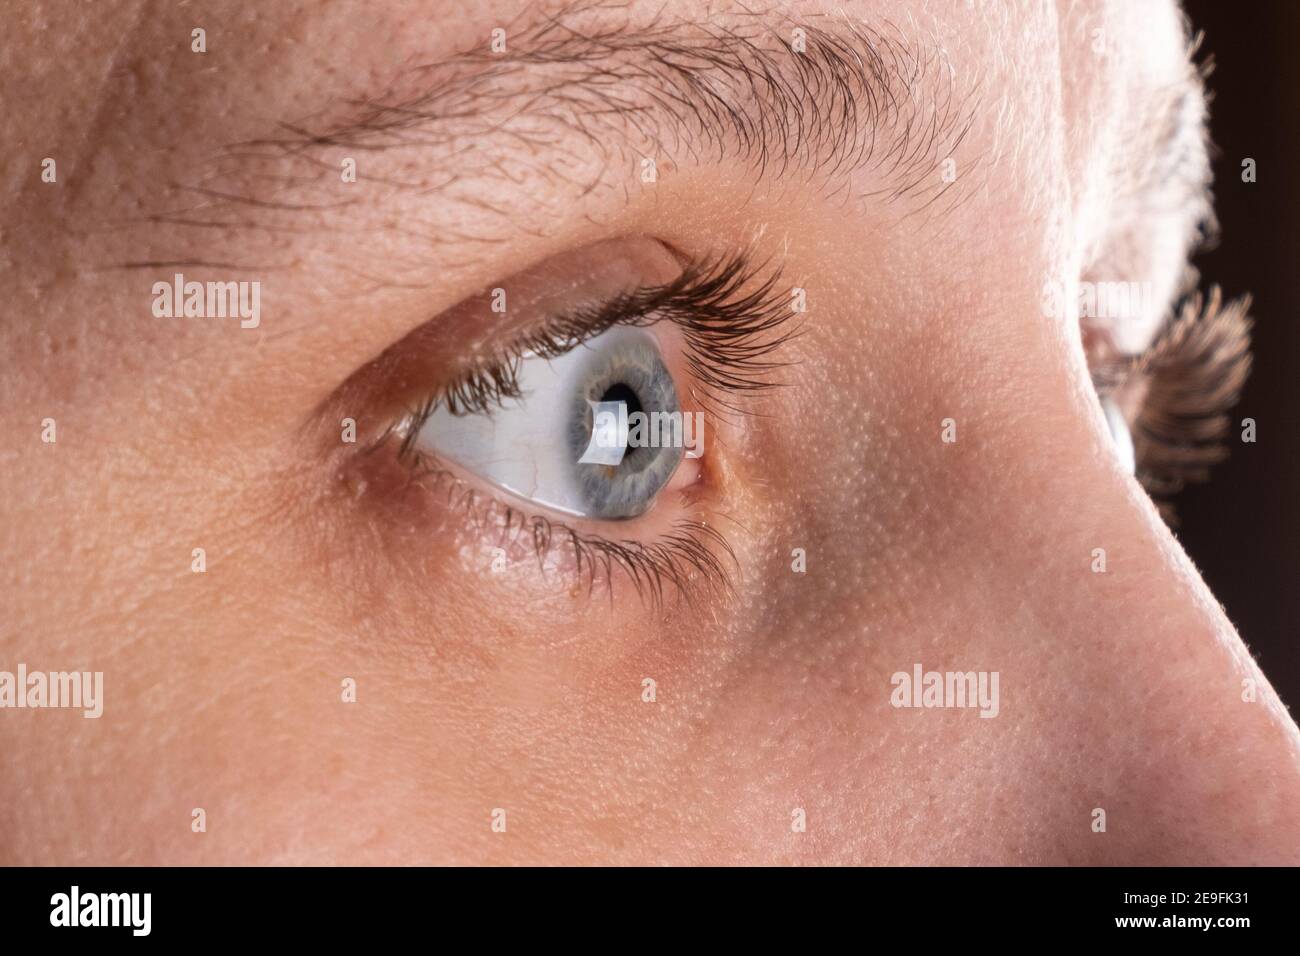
xmin=340 ymin=237 xmax=796 ymax=605
xmin=415 ymin=324 xmax=685 ymax=521
xmin=1090 ymin=289 xmax=1252 ymax=518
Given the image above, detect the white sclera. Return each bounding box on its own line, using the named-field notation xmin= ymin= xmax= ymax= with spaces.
xmin=414 ymin=326 xmax=660 ymax=518
xmin=1101 ymin=397 xmax=1136 ymax=476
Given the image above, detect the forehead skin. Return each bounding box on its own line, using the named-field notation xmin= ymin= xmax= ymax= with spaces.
xmin=1 ymin=1 xmax=1296 ymax=866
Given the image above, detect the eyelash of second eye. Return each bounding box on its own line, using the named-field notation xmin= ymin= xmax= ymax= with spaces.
xmin=393 ymin=249 xmax=799 ymax=461
xmin=1092 ymin=286 xmax=1252 ymax=523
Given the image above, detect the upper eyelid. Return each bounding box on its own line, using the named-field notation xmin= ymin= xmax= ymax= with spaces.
xmin=389 ymin=250 xmax=799 ymax=453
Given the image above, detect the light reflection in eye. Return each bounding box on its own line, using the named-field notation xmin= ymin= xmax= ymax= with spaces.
xmin=415 ymin=326 xmax=684 ymax=520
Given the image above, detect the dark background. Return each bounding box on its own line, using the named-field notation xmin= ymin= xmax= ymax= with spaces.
xmin=1177 ymin=1 xmax=1297 ymax=710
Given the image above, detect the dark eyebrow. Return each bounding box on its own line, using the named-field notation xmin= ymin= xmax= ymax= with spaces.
xmin=226 ymin=2 xmax=980 ymax=215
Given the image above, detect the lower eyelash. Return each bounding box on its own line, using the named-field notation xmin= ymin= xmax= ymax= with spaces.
xmin=400 ymin=448 xmax=737 ymax=609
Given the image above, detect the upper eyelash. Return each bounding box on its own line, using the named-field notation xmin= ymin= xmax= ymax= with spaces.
xmin=395 ymin=249 xmax=799 ymax=458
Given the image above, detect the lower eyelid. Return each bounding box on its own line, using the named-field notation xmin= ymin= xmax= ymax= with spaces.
xmin=344 ymin=432 xmax=734 ymax=607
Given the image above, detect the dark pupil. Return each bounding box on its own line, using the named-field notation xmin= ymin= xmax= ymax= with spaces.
xmin=599 ymin=382 xmax=643 ymax=457
xmin=600 ymin=382 xmax=643 ymax=418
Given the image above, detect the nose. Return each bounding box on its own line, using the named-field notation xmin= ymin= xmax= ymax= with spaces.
xmin=718 ymin=296 xmax=1300 ymax=864
xmin=996 ymin=423 xmax=1300 ymax=863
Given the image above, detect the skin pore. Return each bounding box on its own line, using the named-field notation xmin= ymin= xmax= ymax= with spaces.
xmin=1 ymin=0 xmax=1297 ymax=864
